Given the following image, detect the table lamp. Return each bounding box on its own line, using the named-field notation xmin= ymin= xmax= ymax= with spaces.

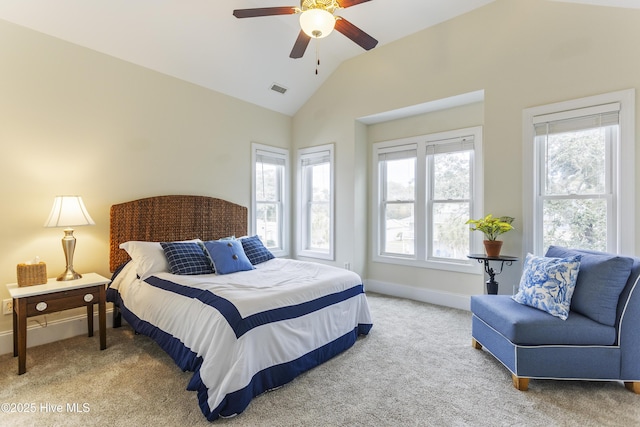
xmin=44 ymin=196 xmax=95 ymax=281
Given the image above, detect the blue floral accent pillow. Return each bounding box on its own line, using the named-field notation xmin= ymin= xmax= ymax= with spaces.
xmin=512 ymin=253 xmax=582 ymax=320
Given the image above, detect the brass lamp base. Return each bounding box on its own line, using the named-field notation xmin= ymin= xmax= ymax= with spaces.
xmin=56 ymin=228 xmax=82 ymax=281
xmin=57 ymin=268 xmax=82 ymax=281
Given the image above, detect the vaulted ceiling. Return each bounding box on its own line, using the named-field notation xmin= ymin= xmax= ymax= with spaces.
xmin=0 ymin=0 xmax=636 ymax=116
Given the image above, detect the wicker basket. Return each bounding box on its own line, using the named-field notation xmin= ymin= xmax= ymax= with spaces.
xmin=17 ymin=262 xmax=48 ymax=287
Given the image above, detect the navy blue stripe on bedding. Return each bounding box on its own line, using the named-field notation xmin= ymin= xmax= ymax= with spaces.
xmin=109 ymin=284 xmax=373 ymax=422
xmin=144 ymin=276 xmax=366 ymax=338
xmin=109 ymin=289 xmax=202 ymax=372
xmin=146 ymin=275 xmax=242 ymax=326
xmin=195 ymin=325 xmax=367 ymax=421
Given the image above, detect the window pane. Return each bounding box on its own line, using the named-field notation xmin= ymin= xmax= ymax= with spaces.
xmin=256 ymin=203 xmax=280 ymax=248
xmin=543 ymin=198 xmax=607 ymax=252
xmin=431 ymin=202 xmax=469 ymax=259
xmin=384 ymin=203 xmax=414 ymax=255
xmin=309 ymin=202 xmax=330 ymax=250
xmin=433 ymin=151 xmax=470 ymax=200
xmin=255 ymin=162 xmax=280 ymax=202
xmin=311 ymin=163 xmax=330 ymax=202
xmin=306 ymin=162 xmax=330 ymax=251
xmin=385 ymin=158 xmax=415 ymax=201
xmin=544 ymin=127 xmax=608 ymax=196
xmin=299 ymin=145 xmax=333 ymax=259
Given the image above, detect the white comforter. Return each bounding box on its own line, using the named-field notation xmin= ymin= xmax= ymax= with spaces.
xmin=110 ymin=258 xmax=372 ymax=420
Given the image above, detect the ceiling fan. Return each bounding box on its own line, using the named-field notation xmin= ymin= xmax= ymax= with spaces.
xmin=233 ymin=0 xmax=378 ymax=59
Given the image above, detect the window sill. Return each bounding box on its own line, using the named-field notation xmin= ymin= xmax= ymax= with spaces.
xmin=372 ymin=255 xmax=482 ymax=275
xmin=297 ymin=249 xmax=334 ymax=261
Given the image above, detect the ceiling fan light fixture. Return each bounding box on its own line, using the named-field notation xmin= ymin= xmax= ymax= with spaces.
xmin=299 ymin=9 xmax=335 ymax=39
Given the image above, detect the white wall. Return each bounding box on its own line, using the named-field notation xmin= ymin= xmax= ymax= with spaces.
xmin=292 ymin=0 xmax=640 ymax=305
xmin=3 ymin=0 xmax=640 ymax=347
xmin=0 ymin=19 xmax=291 ymax=336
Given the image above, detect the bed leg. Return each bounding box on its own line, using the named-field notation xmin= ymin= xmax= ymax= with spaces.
xmin=113 ymin=305 xmax=122 ymax=328
xmin=625 ymin=382 xmax=640 ymax=394
xmin=472 ymin=338 xmax=482 ymax=350
xmin=512 ymin=374 xmax=529 ymax=391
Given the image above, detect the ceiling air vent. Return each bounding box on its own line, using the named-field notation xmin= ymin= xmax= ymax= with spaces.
xmin=270 ymin=83 xmax=288 ymax=95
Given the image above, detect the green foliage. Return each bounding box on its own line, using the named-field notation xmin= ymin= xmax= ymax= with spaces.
xmin=466 ymin=214 xmax=515 ymax=241
xmin=541 ymin=128 xmax=608 ymax=251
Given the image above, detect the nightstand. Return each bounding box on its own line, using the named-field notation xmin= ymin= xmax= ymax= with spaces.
xmin=6 ymin=272 xmax=110 ymax=374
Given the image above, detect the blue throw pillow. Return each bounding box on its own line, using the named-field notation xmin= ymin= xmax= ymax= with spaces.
xmin=240 ymin=235 xmax=275 ymax=265
xmin=512 ymin=253 xmax=582 ymax=320
xmin=545 ymin=246 xmax=634 ymax=326
xmin=160 ymin=242 xmax=214 ymax=275
xmin=203 ymin=240 xmax=254 ymax=275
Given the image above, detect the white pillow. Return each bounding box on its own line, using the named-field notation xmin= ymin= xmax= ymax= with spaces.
xmin=119 ymin=240 xmax=200 ymax=279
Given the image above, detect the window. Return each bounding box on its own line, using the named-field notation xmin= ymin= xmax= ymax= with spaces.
xmin=251 ymin=143 xmax=289 ymax=257
xmin=373 ymin=127 xmax=483 ymax=272
xmin=428 ymin=139 xmax=475 ymax=260
xmin=523 ymin=90 xmax=635 ymax=255
xmin=379 ymin=147 xmax=416 ymax=256
xmin=298 ymin=144 xmax=334 ymax=260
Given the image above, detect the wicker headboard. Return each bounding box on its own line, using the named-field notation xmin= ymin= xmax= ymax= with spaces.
xmin=109 ymin=195 xmax=248 ymax=271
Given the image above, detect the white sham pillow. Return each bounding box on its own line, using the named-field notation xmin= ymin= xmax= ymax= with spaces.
xmin=119 ymin=239 xmax=200 ymax=279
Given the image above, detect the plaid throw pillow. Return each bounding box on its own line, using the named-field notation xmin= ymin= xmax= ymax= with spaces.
xmin=240 ymin=235 xmax=275 ymax=265
xmin=160 ymin=242 xmax=213 ymax=275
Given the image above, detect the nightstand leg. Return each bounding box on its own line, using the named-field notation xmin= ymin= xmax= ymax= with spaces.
xmin=99 ymin=285 xmax=106 ymax=350
xmin=16 ymin=299 xmax=27 ymax=375
xmin=12 ymin=298 xmax=17 ymax=357
xmin=87 ymin=304 xmax=94 ymax=337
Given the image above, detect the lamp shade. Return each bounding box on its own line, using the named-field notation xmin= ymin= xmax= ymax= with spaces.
xmin=44 ymin=196 xmax=95 ymax=228
xmin=299 ymin=9 xmax=335 ymax=39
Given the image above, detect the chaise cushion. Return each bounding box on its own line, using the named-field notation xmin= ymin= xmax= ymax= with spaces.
xmin=471 ymin=295 xmax=616 ymax=346
xmin=545 ymin=246 xmax=633 ymax=326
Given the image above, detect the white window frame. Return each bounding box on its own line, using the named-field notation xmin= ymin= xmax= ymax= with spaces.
xmin=297 ymin=143 xmax=335 ymax=260
xmin=426 ymin=134 xmax=477 ymax=262
xmin=378 ymin=144 xmax=418 ymax=259
xmin=372 ymin=126 xmax=484 ymax=273
xmin=251 ymin=143 xmax=289 ymax=257
xmin=522 ymin=89 xmax=635 ymax=255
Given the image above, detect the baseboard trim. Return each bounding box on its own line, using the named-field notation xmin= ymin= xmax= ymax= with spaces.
xmin=0 ymin=309 xmax=115 ymax=356
xmin=365 ymin=279 xmax=471 ymax=311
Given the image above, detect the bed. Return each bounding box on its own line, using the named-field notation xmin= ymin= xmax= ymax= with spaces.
xmin=106 ymin=195 xmax=372 ymax=421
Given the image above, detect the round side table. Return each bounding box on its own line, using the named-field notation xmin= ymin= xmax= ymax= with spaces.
xmin=467 ymin=254 xmax=519 ymax=295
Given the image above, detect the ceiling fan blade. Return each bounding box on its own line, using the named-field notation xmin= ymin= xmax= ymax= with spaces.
xmin=233 ymin=7 xmax=297 ymax=18
xmin=339 ymin=0 xmax=372 ymax=8
xmin=335 ymin=18 xmax=378 ymax=51
xmin=290 ymin=30 xmax=311 ymax=59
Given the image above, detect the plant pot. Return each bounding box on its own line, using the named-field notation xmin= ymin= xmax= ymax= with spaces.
xmin=484 ymin=240 xmax=503 ymax=258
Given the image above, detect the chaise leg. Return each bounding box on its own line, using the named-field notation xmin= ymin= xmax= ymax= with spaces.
xmin=512 ymin=374 xmax=529 ymax=391
xmin=471 ymin=338 xmax=482 ymax=350
xmin=625 ymin=382 xmax=640 ymax=394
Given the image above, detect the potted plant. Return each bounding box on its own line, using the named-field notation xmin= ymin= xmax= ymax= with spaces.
xmin=466 ymin=214 xmax=515 ymax=257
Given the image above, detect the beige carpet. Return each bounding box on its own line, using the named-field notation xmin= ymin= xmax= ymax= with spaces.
xmin=1 ymin=293 xmax=638 ymax=426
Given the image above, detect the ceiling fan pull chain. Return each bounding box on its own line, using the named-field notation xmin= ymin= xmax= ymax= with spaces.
xmin=315 ymin=40 xmax=320 ymax=75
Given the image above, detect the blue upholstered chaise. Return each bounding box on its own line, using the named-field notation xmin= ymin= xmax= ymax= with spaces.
xmin=470 ymin=246 xmax=640 ymax=392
